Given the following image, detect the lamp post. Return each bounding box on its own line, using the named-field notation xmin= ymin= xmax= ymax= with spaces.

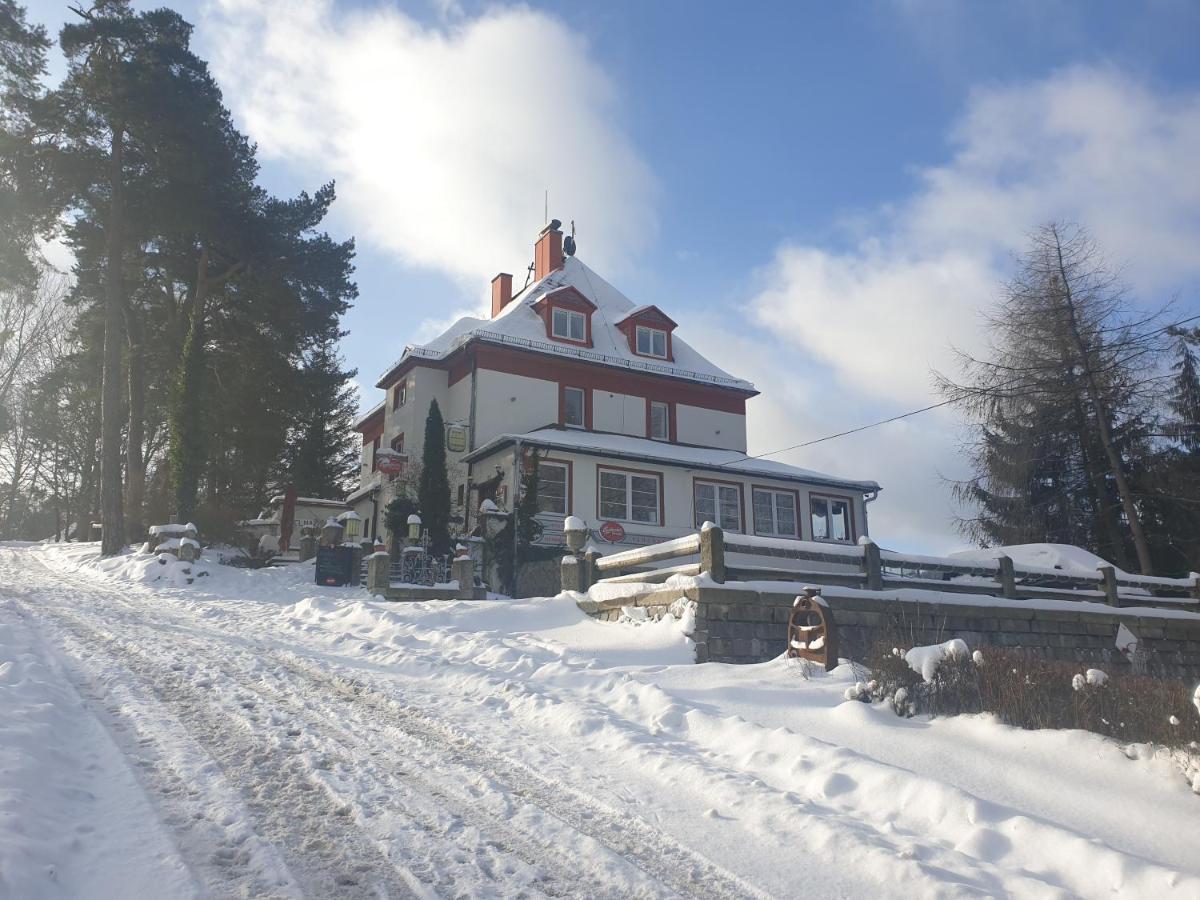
xmin=406 ymin=513 xmax=422 ymax=546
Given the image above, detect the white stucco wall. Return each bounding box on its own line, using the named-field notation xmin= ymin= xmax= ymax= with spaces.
xmin=469 ymin=445 xmax=870 ymax=552
xmin=473 ymin=369 xmax=559 ymax=443
xmin=591 ymin=390 xmax=647 ymax=438
xmin=674 ymin=404 xmax=746 ymax=452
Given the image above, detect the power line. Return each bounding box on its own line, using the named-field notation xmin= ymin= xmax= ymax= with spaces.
xmin=726 ymin=311 xmax=1200 ymax=469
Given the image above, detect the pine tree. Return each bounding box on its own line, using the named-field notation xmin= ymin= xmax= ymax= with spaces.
xmin=286 ymin=343 xmax=359 ymax=499
xmin=0 ymin=0 xmax=52 ymax=292
xmin=939 ymin=223 xmax=1163 ymax=572
xmin=417 ymin=399 xmax=451 ymax=555
xmin=1167 ymin=332 xmax=1200 ymax=453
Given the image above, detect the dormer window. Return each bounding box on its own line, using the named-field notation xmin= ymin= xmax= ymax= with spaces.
xmin=615 ymin=305 xmax=678 ymax=362
xmin=552 ymin=308 xmax=586 ymax=342
xmin=532 ymin=286 xmax=596 ymax=348
xmin=636 ymin=326 xmax=668 ymax=359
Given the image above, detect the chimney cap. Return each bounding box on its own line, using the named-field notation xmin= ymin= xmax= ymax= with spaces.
xmin=491 ymin=271 xmax=513 ymax=281
xmin=540 ymin=218 xmax=562 ymax=235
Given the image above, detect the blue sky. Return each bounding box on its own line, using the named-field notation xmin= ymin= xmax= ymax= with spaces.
xmin=24 ymin=0 xmax=1200 ymax=551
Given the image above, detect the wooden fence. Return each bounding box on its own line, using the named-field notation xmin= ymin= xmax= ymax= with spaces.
xmin=581 ymin=526 xmax=1200 ymax=609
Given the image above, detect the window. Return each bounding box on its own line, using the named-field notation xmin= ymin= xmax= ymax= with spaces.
xmin=599 ymin=468 xmax=661 ymax=524
xmin=648 ymin=400 xmax=669 ymax=441
xmin=562 ymin=386 xmax=586 ymax=428
xmin=538 ymin=462 xmax=569 ymax=515
xmin=694 ymin=480 xmax=741 ymax=532
xmin=392 ymin=380 xmax=407 ymax=410
xmin=552 ymin=307 xmax=586 ymax=342
xmin=456 ymin=484 xmax=465 ymax=506
xmin=753 ymin=488 xmax=798 ymax=537
xmin=370 ymin=435 xmax=381 ymax=470
xmin=635 ymin=325 xmax=667 ymax=358
xmin=811 ymin=495 xmax=852 ymax=542
xmin=390 ymin=433 xmax=404 ymax=453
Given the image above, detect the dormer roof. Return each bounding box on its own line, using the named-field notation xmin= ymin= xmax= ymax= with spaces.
xmin=376 ymin=256 xmax=756 ymax=394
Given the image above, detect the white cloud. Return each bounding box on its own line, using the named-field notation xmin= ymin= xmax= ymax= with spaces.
xmin=203 ymin=0 xmax=655 ymax=294
xmin=751 ymin=66 xmax=1200 ymax=408
xmin=738 ymin=67 xmax=1200 ymax=550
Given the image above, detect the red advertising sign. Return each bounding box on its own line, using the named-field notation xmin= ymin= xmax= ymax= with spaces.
xmin=599 ymin=521 xmax=625 ymax=543
xmin=376 ymin=450 xmax=406 ymax=475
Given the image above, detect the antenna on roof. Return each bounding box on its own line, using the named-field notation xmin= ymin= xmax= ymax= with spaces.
xmin=544 ymin=189 xmax=548 ymax=225
xmin=564 ymin=219 xmax=576 ymax=257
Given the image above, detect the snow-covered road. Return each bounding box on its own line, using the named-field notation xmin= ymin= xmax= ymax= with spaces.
xmin=2 ymin=542 xmax=1198 ymax=898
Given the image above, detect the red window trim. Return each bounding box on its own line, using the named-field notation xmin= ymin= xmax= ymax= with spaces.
xmin=532 ymin=286 xmax=596 ymax=349
xmin=645 ymin=399 xmax=677 ymax=442
xmin=691 ymin=476 xmax=745 ymax=533
xmin=616 ymin=306 xmax=677 ymax=362
xmin=559 ymin=384 xmax=593 ymax=429
xmin=632 ymin=324 xmax=672 ymax=361
xmin=596 ymin=464 xmax=665 ymax=526
xmin=750 ymin=484 xmax=802 ymax=540
xmin=549 ymin=307 xmax=591 ymax=347
xmin=808 ymin=492 xmax=856 ymax=543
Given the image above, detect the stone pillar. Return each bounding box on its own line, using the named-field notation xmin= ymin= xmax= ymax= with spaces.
xmin=321 ymin=519 xmax=344 ymax=548
xmin=452 ymin=556 xmax=475 ymax=594
xmin=700 ymin=523 xmax=725 ymax=584
xmin=299 ymin=533 xmax=317 ymax=562
xmin=561 ymin=555 xmax=584 ymax=593
xmin=584 ymin=550 xmax=602 ymax=590
xmin=179 ymin=539 xmax=197 ymax=563
xmin=367 ymin=551 xmax=391 ymax=595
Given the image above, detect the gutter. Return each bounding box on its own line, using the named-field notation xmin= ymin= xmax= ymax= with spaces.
xmin=464 ymin=433 xmax=881 ymax=495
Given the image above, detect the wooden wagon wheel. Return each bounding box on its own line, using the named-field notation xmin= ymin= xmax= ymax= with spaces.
xmin=786 ymin=588 xmax=838 ymax=672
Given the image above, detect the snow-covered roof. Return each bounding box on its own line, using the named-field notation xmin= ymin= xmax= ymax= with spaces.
xmin=346 ymin=476 xmax=382 ymax=505
xmin=353 ymin=401 xmax=384 ymax=431
xmin=376 ymin=257 xmax=756 ymax=393
xmin=464 ymin=427 xmax=881 ymax=493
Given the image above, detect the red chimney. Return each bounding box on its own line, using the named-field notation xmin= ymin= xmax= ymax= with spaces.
xmin=534 ymin=221 xmax=563 ymax=280
xmin=491 ymin=272 xmax=513 ymax=317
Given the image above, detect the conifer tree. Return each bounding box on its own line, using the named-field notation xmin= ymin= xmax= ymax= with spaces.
xmin=417 ymin=399 xmax=451 ymax=555
xmin=286 ymin=343 xmax=360 ymax=499
xmin=939 ymin=223 xmax=1162 ymax=572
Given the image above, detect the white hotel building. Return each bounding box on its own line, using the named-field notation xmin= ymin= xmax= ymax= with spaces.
xmin=347 ymin=221 xmax=880 ymax=552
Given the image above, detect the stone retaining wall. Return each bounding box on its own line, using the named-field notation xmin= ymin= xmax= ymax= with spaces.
xmin=577 ymin=583 xmax=1200 ymax=679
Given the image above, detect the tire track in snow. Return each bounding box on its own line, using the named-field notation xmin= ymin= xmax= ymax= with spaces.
xmin=5 ymin=549 xmax=762 ymax=899
xmin=25 ymin=601 xmax=421 ymax=900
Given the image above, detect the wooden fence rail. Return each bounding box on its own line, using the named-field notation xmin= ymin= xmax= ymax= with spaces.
xmin=570 ymin=525 xmax=1200 ymax=609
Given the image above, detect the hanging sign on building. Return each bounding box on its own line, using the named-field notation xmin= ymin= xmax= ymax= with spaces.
xmin=445 ymin=423 xmax=468 ymax=453
xmin=376 ymin=449 xmax=406 ymax=475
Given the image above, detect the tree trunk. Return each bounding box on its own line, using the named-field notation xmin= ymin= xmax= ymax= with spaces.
xmin=124 ymin=307 xmax=146 ymax=542
xmin=170 ymin=251 xmax=210 ymax=523
xmin=99 ymin=123 xmax=126 ymax=556
xmin=1053 ymin=233 xmax=1154 ymax=574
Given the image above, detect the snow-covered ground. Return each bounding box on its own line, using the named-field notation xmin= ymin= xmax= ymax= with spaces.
xmin=1 ymin=542 xmax=1198 ymax=898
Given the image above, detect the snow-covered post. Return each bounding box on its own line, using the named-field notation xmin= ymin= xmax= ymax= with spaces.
xmin=700 ymin=522 xmax=725 ymax=584
xmin=1098 ymin=565 xmax=1120 ymax=607
xmin=997 ymin=555 xmax=1017 ymax=599
xmin=1191 ymin=572 xmax=1200 ymax=602
xmin=860 ymin=537 xmax=882 ymax=591
xmin=367 ymin=548 xmax=391 ymax=594
xmin=561 ymin=554 xmax=583 ymax=592
xmin=583 ymin=549 xmax=601 ymax=590
xmin=451 ymin=555 xmax=474 ymax=592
